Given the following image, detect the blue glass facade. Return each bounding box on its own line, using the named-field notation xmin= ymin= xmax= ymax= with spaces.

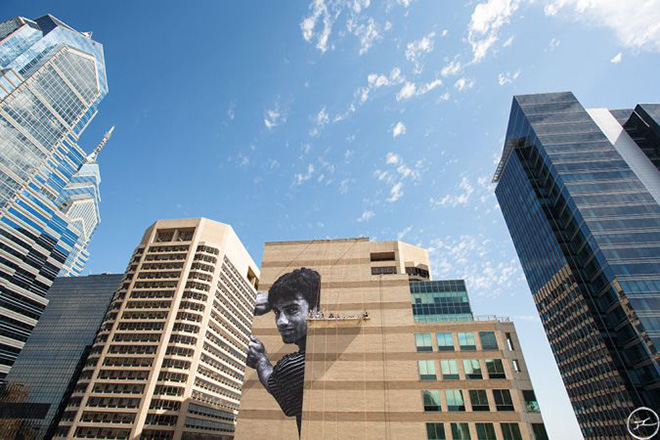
xmin=410 ymin=279 xmax=473 ymax=322
xmin=494 ymin=92 xmax=660 ymax=439
xmin=0 ymin=274 xmax=122 ymax=440
xmin=0 ymin=15 xmax=108 ymax=381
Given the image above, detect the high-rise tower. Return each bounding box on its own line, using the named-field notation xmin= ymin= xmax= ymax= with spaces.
xmin=493 ymin=92 xmax=660 ymax=438
xmin=58 ymin=126 xmax=114 ymax=277
xmin=55 ymin=218 xmax=260 ymax=440
xmin=0 ymin=14 xmax=108 ymax=380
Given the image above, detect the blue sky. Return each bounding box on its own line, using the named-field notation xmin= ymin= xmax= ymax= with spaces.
xmin=4 ymin=0 xmax=660 ymax=438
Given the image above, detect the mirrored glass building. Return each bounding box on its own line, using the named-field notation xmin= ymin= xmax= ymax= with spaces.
xmin=493 ymin=92 xmax=660 ymax=438
xmin=0 ymin=274 xmax=122 ymax=440
xmin=0 ymin=14 xmax=108 ymax=380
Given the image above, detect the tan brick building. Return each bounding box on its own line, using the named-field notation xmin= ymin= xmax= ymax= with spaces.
xmin=235 ymin=238 xmax=548 ymax=440
xmin=54 ymin=218 xmax=259 ymax=440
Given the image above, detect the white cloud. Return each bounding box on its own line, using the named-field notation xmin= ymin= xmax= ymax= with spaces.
xmin=339 ymin=178 xmax=352 ymax=194
xmin=542 ymin=0 xmax=660 ymax=52
xmin=503 ymin=35 xmax=515 ymax=47
xmin=315 ymin=106 xmax=329 ymax=125
xmin=392 ymin=121 xmax=406 ymax=139
xmin=386 ymin=152 xmax=401 ymax=165
xmin=418 ymin=78 xmax=443 ymax=95
xmin=264 ymin=101 xmax=287 ymax=129
xmin=300 ymin=0 xmax=334 ymax=53
xmin=430 ymin=174 xmax=497 ymax=211
xmin=357 ymin=210 xmax=375 ymax=222
xmin=294 ymin=164 xmax=315 ymax=185
xmin=441 ymin=59 xmax=463 ymax=77
xmin=610 ymin=52 xmax=623 ymax=63
xmin=429 ymin=176 xmax=474 ymax=208
xmin=347 ymin=16 xmax=382 ymax=55
xmin=396 ymin=78 xmax=442 ymax=100
xmin=396 ymin=81 xmax=417 ymax=101
xmin=468 ymin=0 xmax=520 ymax=63
xmin=405 ymin=32 xmax=436 ymax=73
xmin=547 ymin=37 xmax=561 ymax=51
xmin=454 ymin=77 xmax=475 ymax=91
xmin=427 ymin=234 xmax=522 ymax=298
xmin=387 ymin=182 xmax=404 ymax=203
xmin=497 ymin=70 xmax=521 ymax=85
xmin=397 ymin=225 xmax=412 ymax=240
xmin=397 ymin=0 xmax=412 ymax=6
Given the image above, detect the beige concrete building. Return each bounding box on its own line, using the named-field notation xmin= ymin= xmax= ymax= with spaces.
xmin=53 ymin=218 xmax=259 ymax=440
xmin=235 ymin=238 xmax=548 ymax=440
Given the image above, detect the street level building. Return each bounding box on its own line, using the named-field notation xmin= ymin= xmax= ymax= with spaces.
xmin=235 ymin=238 xmax=548 ymax=440
xmin=0 ymin=14 xmax=108 ymax=380
xmin=493 ymin=92 xmax=660 ymax=439
xmin=54 ymin=218 xmax=259 ymax=440
xmin=0 ymin=274 xmax=122 ymax=440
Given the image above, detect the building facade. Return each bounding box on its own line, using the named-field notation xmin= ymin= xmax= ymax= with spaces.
xmin=54 ymin=218 xmax=260 ymax=440
xmin=58 ymin=127 xmax=114 ymax=277
xmin=235 ymin=238 xmax=547 ymax=440
xmin=0 ymin=274 xmax=123 ymax=440
xmin=0 ymin=14 xmax=108 ymax=380
xmin=493 ymin=92 xmax=660 ymax=438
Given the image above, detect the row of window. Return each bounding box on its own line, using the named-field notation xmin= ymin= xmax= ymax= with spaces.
xmin=425 ymin=421 xmax=548 ymax=440
xmin=418 ymin=359 xmax=518 ymax=381
xmin=422 ymin=389 xmax=539 ymax=413
xmin=415 ymin=331 xmax=514 ymax=352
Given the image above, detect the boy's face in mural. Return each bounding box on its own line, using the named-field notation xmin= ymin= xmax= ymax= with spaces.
xmin=272 ymin=294 xmax=309 ymax=345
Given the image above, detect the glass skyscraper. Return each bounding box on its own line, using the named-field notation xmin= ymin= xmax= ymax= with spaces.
xmin=0 ymin=15 xmax=108 ymax=381
xmin=0 ymin=274 xmax=122 ymax=440
xmin=493 ymin=92 xmax=660 ymax=438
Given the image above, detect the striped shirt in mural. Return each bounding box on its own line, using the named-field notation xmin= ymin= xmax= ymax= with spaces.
xmin=267 ymin=350 xmax=305 ymax=434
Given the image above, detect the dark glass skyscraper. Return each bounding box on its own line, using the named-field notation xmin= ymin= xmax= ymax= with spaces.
xmin=493 ymin=92 xmax=660 ymax=439
xmin=0 ymin=274 xmax=122 ymax=440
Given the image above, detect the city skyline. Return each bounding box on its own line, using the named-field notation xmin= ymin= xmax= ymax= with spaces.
xmin=3 ymin=1 xmax=660 ymax=439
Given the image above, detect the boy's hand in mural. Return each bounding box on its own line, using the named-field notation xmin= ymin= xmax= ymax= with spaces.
xmin=247 ymin=336 xmax=274 ymax=388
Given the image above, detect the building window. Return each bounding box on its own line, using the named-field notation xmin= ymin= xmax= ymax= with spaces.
xmin=476 ymin=423 xmax=497 ymax=440
xmin=371 ymin=266 xmax=397 ymax=275
xmin=532 ymin=424 xmax=549 ymax=440
xmin=440 ymin=360 xmax=459 ymax=380
xmin=523 ymin=390 xmax=540 ymax=413
xmin=463 ymin=359 xmax=483 ymax=380
xmin=415 ymin=333 xmax=433 ymax=352
xmin=479 ymin=331 xmax=498 ymax=350
xmin=451 ymin=423 xmax=471 ymax=440
xmin=469 ymin=390 xmax=489 ymax=411
xmin=436 ymin=332 xmax=454 ymax=351
xmin=505 ymin=332 xmax=515 ymax=351
xmin=371 ymin=252 xmax=395 ymax=261
xmin=485 ymin=359 xmax=506 ymax=379
xmin=426 ymin=423 xmax=446 ymax=440
xmin=512 ymin=359 xmax=521 ymax=373
xmin=418 ymin=360 xmax=437 ymax=381
xmin=445 ymin=389 xmax=465 ymax=411
xmin=493 ymin=389 xmax=514 ymax=411
xmin=458 ymin=332 xmax=476 ymax=351
xmin=501 ymin=423 xmax=523 ymax=440
xmin=422 ymin=390 xmax=441 ymax=412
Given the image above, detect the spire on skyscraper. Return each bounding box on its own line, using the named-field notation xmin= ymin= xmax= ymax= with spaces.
xmin=86 ymin=125 xmax=114 ymax=163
